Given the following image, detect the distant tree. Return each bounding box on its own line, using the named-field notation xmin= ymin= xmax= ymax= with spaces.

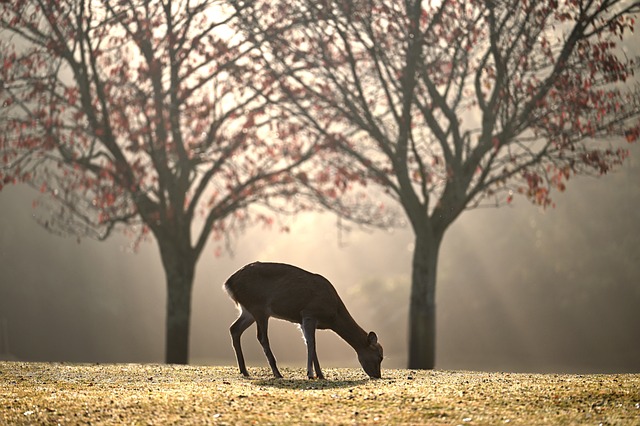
xmin=0 ymin=0 xmax=327 ymax=364
xmin=234 ymin=0 xmax=640 ymax=369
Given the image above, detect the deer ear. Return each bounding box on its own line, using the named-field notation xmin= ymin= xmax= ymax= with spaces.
xmin=367 ymin=331 xmax=378 ymax=345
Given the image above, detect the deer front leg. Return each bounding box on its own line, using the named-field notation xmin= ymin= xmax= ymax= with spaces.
xmin=312 ymin=350 xmax=323 ymax=380
xmin=256 ymin=316 xmax=283 ymax=379
xmin=301 ymin=317 xmax=324 ymax=379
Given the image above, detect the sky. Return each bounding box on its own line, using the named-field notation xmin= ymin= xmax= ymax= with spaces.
xmin=1 ymin=143 xmax=639 ymax=374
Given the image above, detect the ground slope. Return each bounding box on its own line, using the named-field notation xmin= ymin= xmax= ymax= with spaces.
xmin=1 ymin=362 xmax=639 ymax=424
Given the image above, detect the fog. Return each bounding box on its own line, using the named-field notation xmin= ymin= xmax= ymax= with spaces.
xmin=1 ymin=144 xmax=639 ymax=374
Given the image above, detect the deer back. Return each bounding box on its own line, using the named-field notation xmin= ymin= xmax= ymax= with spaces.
xmin=224 ymin=262 xmax=342 ymax=325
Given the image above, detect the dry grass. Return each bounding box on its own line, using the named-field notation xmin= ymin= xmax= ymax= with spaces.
xmin=1 ymin=361 xmax=639 ymax=425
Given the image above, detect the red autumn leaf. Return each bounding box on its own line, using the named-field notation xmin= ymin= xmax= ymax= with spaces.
xmin=625 ymin=129 xmax=638 ymax=143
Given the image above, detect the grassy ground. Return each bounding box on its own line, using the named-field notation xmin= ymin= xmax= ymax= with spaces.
xmin=1 ymin=362 xmax=639 ymax=425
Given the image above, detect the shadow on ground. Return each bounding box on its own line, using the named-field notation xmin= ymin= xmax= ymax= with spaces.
xmin=253 ymin=377 xmax=369 ymax=389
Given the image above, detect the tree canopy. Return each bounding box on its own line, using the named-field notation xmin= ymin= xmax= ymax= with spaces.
xmin=0 ymin=0 xmax=323 ymax=249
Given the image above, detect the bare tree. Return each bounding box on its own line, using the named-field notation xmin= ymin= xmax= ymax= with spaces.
xmin=0 ymin=0 xmax=324 ymax=364
xmin=234 ymin=0 xmax=640 ymax=369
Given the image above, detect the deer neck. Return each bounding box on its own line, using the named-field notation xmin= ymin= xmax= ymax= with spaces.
xmin=332 ymin=304 xmax=369 ymax=351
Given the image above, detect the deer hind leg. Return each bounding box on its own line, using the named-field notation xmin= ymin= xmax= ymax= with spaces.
xmin=229 ymin=307 xmax=255 ymax=377
xmin=301 ymin=317 xmax=324 ymax=379
xmin=255 ymin=315 xmax=283 ymax=378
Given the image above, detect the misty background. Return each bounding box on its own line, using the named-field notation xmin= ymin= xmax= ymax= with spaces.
xmin=1 ymin=142 xmax=638 ymax=374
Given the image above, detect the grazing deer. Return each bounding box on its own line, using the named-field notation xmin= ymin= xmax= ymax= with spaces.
xmin=224 ymin=262 xmax=383 ymax=379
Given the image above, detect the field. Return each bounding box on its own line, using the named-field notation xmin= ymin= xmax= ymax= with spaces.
xmin=1 ymin=361 xmax=639 ymax=425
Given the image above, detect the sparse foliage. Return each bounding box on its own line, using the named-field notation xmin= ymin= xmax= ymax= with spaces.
xmin=0 ymin=0 xmax=325 ymax=363
xmin=234 ymin=0 xmax=640 ymax=368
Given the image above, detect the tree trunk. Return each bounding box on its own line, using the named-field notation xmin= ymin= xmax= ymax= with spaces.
xmin=165 ymin=272 xmax=194 ymax=364
xmin=158 ymin=238 xmax=196 ymax=365
xmin=408 ymin=228 xmax=443 ymax=370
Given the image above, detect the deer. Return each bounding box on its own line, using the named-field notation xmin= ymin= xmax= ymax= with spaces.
xmin=224 ymin=262 xmax=383 ymax=379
